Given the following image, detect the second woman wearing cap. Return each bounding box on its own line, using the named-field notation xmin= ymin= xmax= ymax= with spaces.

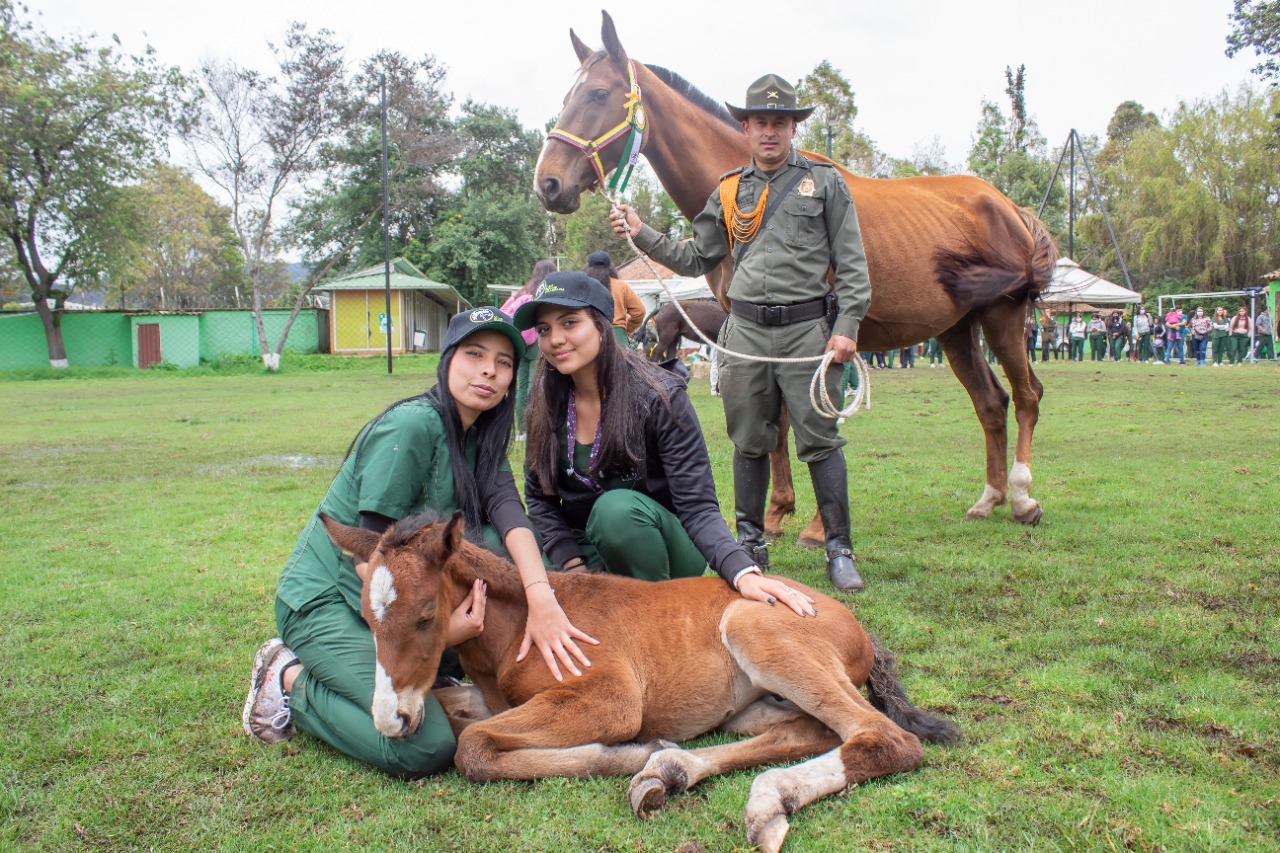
xmin=515 ymin=271 xmax=816 ymax=615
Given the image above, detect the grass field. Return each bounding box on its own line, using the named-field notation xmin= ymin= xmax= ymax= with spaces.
xmin=2 ymin=355 xmax=1277 ymax=852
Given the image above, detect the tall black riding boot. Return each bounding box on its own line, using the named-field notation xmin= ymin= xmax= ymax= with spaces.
xmin=808 ymin=450 xmax=864 ymax=591
xmin=733 ymin=450 xmax=771 ymax=569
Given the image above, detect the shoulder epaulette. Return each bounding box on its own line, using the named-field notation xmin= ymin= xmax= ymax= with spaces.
xmin=809 ymin=159 xmax=835 ymax=169
xmin=718 ymin=166 xmax=745 ymax=182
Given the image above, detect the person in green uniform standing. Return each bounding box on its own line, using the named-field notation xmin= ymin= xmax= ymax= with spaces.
xmin=516 ymin=271 xmax=815 ymax=614
xmin=241 ymin=309 xmax=597 ymax=777
xmin=608 ymin=74 xmax=871 ymax=592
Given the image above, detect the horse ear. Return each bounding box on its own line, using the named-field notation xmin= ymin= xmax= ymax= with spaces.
xmin=442 ymin=510 xmax=466 ymax=558
xmin=601 ymin=10 xmax=628 ymax=65
xmin=319 ymin=512 xmax=381 ymax=562
xmin=570 ymin=28 xmax=592 ymax=64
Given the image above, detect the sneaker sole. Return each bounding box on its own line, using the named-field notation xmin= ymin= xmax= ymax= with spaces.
xmin=242 ymin=638 xmax=284 ymax=740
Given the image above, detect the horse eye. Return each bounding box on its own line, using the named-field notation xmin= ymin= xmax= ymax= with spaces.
xmin=591 ymin=89 xmax=608 ymax=104
xmin=416 ymin=617 xmax=434 ymax=630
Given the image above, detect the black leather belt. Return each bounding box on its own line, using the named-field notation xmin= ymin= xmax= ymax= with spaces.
xmin=730 ymin=297 xmax=827 ymax=326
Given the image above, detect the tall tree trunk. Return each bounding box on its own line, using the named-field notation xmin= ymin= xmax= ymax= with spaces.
xmin=33 ymin=294 xmax=68 ymax=368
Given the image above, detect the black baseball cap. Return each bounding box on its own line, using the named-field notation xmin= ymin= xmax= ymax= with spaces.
xmin=512 ymin=271 xmax=614 ymax=331
xmin=586 ymin=250 xmax=612 ymax=266
xmin=443 ymin=307 xmax=525 ymax=359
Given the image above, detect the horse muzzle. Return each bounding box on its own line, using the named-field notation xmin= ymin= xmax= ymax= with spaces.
xmin=371 ymin=662 xmax=426 ymax=738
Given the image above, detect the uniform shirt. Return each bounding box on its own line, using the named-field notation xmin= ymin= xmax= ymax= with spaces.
xmin=277 ymin=397 xmax=527 ymax=614
xmin=632 ymin=148 xmax=871 ymax=342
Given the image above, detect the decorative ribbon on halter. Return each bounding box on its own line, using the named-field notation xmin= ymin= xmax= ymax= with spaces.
xmin=547 ymin=61 xmax=647 ymax=194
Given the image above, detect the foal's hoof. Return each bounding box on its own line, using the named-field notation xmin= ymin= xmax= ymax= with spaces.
xmin=1013 ymin=502 xmax=1043 ymax=526
xmin=628 ymin=776 xmax=668 ymax=819
xmin=796 ymin=534 xmax=823 ymax=549
xmin=747 ymin=813 xmax=791 ymax=853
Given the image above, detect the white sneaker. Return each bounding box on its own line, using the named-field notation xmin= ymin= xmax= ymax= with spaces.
xmin=243 ymin=638 xmax=298 ymax=744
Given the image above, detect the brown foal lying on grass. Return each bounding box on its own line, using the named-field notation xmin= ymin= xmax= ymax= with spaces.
xmin=321 ymin=510 xmax=960 ymax=853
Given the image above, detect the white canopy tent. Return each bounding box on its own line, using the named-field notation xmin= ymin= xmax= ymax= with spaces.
xmin=1040 ymin=258 xmax=1142 ymax=306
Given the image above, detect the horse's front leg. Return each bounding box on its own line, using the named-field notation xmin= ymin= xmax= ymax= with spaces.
xmin=432 ymin=684 xmax=493 ymax=739
xmin=452 ymin=677 xmax=665 ymax=782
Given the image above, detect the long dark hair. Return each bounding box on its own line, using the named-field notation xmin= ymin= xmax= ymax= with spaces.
xmin=583 ymin=258 xmax=618 ymax=284
xmin=525 ymin=307 xmax=676 ymax=496
xmin=519 ymin=259 xmax=558 ymax=299
xmin=344 ymin=344 xmax=515 ymax=534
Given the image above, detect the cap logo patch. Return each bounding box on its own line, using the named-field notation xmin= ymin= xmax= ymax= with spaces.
xmin=535 ymin=281 xmax=565 ymax=298
xmin=469 ymin=307 xmax=495 ymax=323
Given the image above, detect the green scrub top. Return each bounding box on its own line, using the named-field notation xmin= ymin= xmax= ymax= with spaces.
xmin=276 ymin=397 xmax=479 ymax=614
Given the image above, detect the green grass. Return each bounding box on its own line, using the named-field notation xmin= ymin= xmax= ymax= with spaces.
xmin=2 ymin=357 xmax=1277 ymax=851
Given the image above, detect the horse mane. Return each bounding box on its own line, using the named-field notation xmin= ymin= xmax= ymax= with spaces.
xmin=385 ymin=510 xmax=510 ymax=559
xmin=644 ymin=63 xmax=740 ymax=131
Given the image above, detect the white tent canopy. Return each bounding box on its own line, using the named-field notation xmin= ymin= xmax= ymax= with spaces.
xmin=1041 ymin=258 xmax=1141 ymax=305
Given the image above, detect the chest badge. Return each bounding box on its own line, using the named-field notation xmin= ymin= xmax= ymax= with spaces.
xmin=797 ymin=177 xmax=816 ymax=197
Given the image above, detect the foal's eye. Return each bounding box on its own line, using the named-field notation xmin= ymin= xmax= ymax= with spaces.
xmin=416 ymin=617 xmax=434 ymax=630
xmin=591 ymin=89 xmax=608 ymax=104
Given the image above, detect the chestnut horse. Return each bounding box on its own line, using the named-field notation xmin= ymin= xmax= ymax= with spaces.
xmin=321 ymin=510 xmax=959 ymax=853
xmin=535 ymin=13 xmax=1057 ymax=543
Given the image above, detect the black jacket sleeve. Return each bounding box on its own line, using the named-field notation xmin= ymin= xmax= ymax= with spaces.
xmin=482 ymin=466 xmax=533 ymax=542
xmin=523 ymin=462 xmax=584 ymax=568
xmin=652 ymin=385 xmax=756 ymax=585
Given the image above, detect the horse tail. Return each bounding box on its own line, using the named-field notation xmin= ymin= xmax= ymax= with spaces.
xmin=934 ymin=200 xmax=1059 ymax=312
xmin=864 ymin=632 xmax=962 ymax=745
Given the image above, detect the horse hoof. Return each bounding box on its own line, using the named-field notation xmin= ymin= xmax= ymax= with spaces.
xmin=628 ymin=776 xmax=667 ymax=819
xmin=1014 ymin=503 xmax=1043 ymax=526
xmin=764 ymin=526 xmax=784 ymax=539
xmin=796 ymin=535 xmax=823 ymax=549
xmin=965 ymin=506 xmax=992 ymax=520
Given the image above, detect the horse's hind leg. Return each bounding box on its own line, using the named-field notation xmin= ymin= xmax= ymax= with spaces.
xmin=765 ymin=405 xmax=795 ymax=538
xmin=978 ymin=301 xmax=1044 ymax=525
xmin=628 ymin=713 xmax=839 ymax=820
xmin=935 ymin=316 xmax=1012 ymax=519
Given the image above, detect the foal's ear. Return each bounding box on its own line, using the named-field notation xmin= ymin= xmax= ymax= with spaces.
xmin=319 ymin=513 xmax=381 ymax=562
xmin=441 ymin=510 xmax=466 ymax=558
xmin=601 ymin=11 xmax=628 ymax=65
xmin=570 ymin=28 xmax=592 ymax=65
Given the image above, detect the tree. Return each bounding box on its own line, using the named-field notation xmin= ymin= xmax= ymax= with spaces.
xmin=182 ymin=23 xmax=347 ymax=370
xmin=1105 ymin=100 xmax=1160 ymax=147
xmin=424 ymin=101 xmax=551 ymax=299
xmin=288 ymin=51 xmax=460 ymax=275
xmin=108 ymin=163 xmax=244 ymax=309
xmin=794 ymin=60 xmax=890 ymax=176
xmin=1082 ymin=86 xmax=1280 ymax=293
xmin=1226 ymin=1 xmax=1280 ymax=85
xmin=0 ymin=1 xmax=179 ymax=366
xmin=965 ymin=66 xmax=1063 ymax=227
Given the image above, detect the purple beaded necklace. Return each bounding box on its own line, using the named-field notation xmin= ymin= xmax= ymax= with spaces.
xmin=566 ymin=388 xmax=604 ymax=494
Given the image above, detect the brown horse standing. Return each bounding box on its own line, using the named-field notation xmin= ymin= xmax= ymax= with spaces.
xmin=641 ymin=299 xmax=727 ymax=363
xmin=321 ymin=510 xmax=959 ymax=853
xmin=536 ymin=13 xmax=1057 ymax=542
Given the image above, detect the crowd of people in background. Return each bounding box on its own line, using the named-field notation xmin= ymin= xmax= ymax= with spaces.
xmin=1013 ymin=303 xmax=1275 ymax=366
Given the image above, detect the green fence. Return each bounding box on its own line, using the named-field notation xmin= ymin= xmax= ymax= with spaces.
xmin=0 ymin=309 xmax=327 ymax=370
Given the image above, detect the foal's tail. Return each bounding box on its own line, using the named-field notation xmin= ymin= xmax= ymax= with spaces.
xmin=935 ymin=201 xmax=1058 ymax=312
xmin=865 ymin=633 xmax=962 ymax=745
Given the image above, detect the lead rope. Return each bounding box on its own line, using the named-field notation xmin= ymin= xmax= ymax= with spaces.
xmin=606 ymin=197 xmax=869 ymax=419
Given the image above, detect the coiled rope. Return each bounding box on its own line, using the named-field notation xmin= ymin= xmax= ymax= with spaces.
xmin=607 ymin=198 xmax=869 ymax=420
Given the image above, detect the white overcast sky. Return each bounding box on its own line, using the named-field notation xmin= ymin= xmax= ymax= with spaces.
xmin=36 ymin=0 xmax=1262 ymax=167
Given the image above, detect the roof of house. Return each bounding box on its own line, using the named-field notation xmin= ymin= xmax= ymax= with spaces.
xmin=321 ymin=258 xmax=470 ymax=309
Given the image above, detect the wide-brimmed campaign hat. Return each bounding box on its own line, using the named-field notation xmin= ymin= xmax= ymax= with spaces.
xmin=512 ymin=271 xmax=615 ymax=331
xmin=443 ymin=306 xmax=526 ymax=359
xmin=725 ymin=74 xmax=815 ymax=122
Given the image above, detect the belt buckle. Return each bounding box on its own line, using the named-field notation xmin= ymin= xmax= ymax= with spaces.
xmin=762 ymin=304 xmax=784 ymax=325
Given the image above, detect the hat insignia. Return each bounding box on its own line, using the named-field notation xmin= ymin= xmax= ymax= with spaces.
xmin=469 ymin=307 xmax=495 ymax=323
xmin=767 ymin=90 xmax=779 ymax=99
xmin=536 ymin=281 xmax=564 ymax=298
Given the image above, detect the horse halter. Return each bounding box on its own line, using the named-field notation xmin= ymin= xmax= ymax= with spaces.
xmin=547 ymin=60 xmax=647 ymax=194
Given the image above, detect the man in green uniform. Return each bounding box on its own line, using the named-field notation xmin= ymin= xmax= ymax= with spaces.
xmin=610 ymin=74 xmax=871 ymax=591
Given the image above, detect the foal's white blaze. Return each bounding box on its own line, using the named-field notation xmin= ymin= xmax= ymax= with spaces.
xmin=370 ymin=643 xmax=402 ymax=737
xmin=369 ymin=565 xmax=397 ymax=623
xmin=1008 ymin=461 xmax=1035 ymax=515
